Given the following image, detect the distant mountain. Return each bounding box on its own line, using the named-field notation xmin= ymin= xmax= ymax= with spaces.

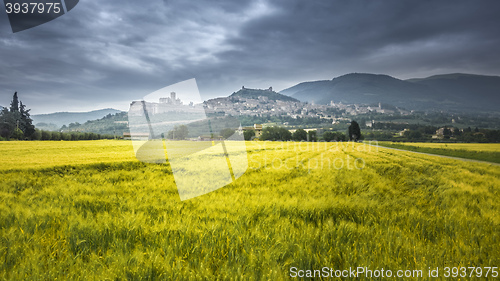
xmin=230 ymin=87 xmax=299 ymax=102
xmin=406 ymin=73 xmax=500 ymax=110
xmin=32 ymin=108 xmax=124 ymax=129
xmin=280 ymin=73 xmax=500 ymax=112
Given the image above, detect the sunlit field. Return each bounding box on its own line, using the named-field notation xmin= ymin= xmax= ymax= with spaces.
xmin=0 ymin=140 xmax=136 ymax=170
xmin=377 ymin=142 xmax=500 ymax=164
xmin=1 ymin=140 xmax=499 ymax=280
xmin=380 ymin=142 xmax=500 ymax=152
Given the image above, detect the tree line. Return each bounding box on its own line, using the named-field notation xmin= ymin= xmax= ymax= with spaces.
xmin=254 ymin=121 xmax=362 ymax=142
xmin=0 ymin=92 xmax=115 ymax=141
xmin=363 ymin=124 xmax=500 ymax=143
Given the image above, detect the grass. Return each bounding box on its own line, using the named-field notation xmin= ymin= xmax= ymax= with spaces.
xmin=0 ymin=140 xmax=499 ymax=280
xmin=376 ymin=142 xmax=500 ymax=164
xmin=0 ymin=140 xmax=136 ymax=170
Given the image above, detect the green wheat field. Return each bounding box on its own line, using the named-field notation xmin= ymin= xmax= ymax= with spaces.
xmin=0 ymin=140 xmax=499 ymax=280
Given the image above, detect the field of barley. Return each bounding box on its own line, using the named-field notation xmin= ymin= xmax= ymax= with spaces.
xmin=376 ymin=142 xmax=500 ymax=164
xmin=1 ymin=140 xmax=499 ymax=280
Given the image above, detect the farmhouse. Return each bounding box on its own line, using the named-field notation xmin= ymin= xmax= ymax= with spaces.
xmin=242 ymin=124 xmax=263 ymax=138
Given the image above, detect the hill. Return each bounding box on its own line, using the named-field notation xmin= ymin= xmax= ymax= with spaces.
xmin=32 ymin=108 xmax=124 ymax=129
xmin=230 ymin=87 xmax=299 ymax=102
xmin=406 ymin=73 xmax=500 ymax=111
xmin=280 ymin=73 xmax=500 ymax=112
xmin=60 ymin=111 xmax=129 ymax=136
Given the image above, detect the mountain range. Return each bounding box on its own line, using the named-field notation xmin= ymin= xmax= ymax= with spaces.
xmin=5 ymin=72 xmax=499 ymax=131
xmin=280 ymin=73 xmax=500 ymax=112
xmin=32 ymin=108 xmax=123 ymax=128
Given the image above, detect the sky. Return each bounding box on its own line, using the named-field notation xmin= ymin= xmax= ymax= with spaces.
xmin=1 ymin=0 xmax=499 ymax=114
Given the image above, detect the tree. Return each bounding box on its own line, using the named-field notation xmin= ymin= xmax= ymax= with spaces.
xmin=69 ymin=122 xmax=81 ymax=128
xmin=10 ymin=92 xmax=19 ymax=112
xmin=443 ymin=127 xmax=452 ymax=139
xmin=167 ymin=125 xmax=189 ymax=140
xmin=322 ymin=131 xmax=335 ymax=142
xmin=323 ymin=131 xmax=347 ymax=142
xmin=278 ymin=127 xmax=292 ymax=141
xmin=0 ymin=92 xmax=35 ymax=139
xmin=51 ymin=131 xmax=61 ymax=141
xmin=31 ymin=129 xmax=42 ymax=140
xmin=348 ymin=120 xmax=362 ymax=141
xmin=260 ymin=126 xmax=292 ymax=141
xmin=292 ymin=128 xmax=307 ymax=141
xmin=307 ymin=130 xmax=317 ymax=142
xmin=41 ymin=130 xmax=52 ymax=140
xmin=404 ymin=130 xmax=422 ymax=140
xmin=337 ymin=132 xmax=347 ymax=141
xmin=243 ymin=129 xmax=255 ymax=141
xmin=220 ymin=128 xmax=235 ymax=139
xmin=0 ymin=107 xmax=15 ymax=138
xmin=19 ymin=101 xmax=35 ymax=137
xmin=11 ymin=127 xmax=24 ymax=140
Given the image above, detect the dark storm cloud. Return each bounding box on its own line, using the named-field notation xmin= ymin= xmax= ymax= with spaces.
xmin=0 ymin=0 xmax=499 ymax=113
xmin=218 ymin=1 xmax=500 ymax=79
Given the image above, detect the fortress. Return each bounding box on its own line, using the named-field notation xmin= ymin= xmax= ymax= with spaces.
xmin=129 ymin=92 xmax=201 ymax=116
xmin=159 ymin=92 xmax=182 ymax=105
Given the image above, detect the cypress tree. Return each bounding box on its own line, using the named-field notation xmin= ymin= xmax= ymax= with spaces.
xmin=0 ymin=92 xmax=35 ymax=139
xmin=10 ymin=92 xmax=19 ymax=112
xmin=349 ymin=120 xmax=362 ymax=141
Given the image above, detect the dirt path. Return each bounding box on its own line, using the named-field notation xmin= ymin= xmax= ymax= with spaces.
xmin=370 ymin=144 xmax=500 ymax=167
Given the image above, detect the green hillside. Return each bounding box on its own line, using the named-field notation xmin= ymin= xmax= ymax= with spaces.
xmin=230 ymin=87 xmax=299 ymax=102
xmin=33 ymin=108 xmax=123 ymax=129
xmin=60 ymin=112 xmax=129 ymax=136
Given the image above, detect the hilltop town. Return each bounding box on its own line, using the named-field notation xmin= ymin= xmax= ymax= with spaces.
xmin=203 ymin=86 xmax=410 ymax=124
xmin=32 ymin=86 xmax=499 ymax=143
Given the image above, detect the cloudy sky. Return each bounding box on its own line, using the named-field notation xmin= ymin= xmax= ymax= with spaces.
xmin=1 ymin=0 xmax=499 ymax=114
